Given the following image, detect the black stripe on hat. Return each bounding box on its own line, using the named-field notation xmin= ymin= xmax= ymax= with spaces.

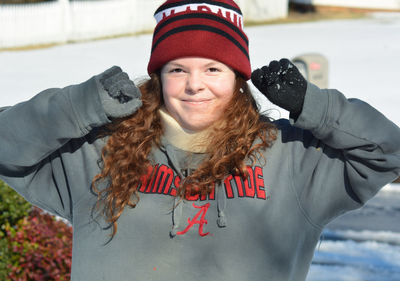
xmin=151 ymin=24 xmax=249 ymax=59
xmin=154 ymin=0 xmax=242 ymax=16
xmin=153 ymin=13 xmax=248 ymax=46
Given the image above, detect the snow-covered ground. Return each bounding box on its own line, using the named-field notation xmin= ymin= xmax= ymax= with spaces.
xmin=1 ymin=12 xmax=399 ymax=281
xmin=310 ymin=187 xmax=400 ymax=281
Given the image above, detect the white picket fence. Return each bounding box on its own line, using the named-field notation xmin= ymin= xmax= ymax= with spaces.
xmin=0 ymin=0 xmax=288 ymax=49
xmin=290 ymin=0 xmax=400 ymax=10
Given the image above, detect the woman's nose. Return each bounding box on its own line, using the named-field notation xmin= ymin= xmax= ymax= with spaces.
xmin=186 ymin=72 xmax=205 ymax=94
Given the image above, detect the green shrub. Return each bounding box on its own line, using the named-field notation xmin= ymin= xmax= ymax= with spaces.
xmin=0 ymin=180 xmax=72 ymax=280
xmin=2 ymin=207 xmax=72 ymax=280
xmin=0 ymin=180 xmax=32 ymax=280
xmin=0 ymin=232 xmax=13 ymax=281
xmin=0 ymin=180 xmax=32 ymax=235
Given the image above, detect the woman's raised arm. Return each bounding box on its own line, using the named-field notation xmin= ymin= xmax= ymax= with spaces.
xmin=0 ymin=66 xmax=142 ymax=220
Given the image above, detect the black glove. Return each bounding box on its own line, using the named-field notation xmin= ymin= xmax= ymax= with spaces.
xmin=251 ymin=58 xmax=307 ymax=117
xmin=97 ymin=66 xmax=142 ymax=118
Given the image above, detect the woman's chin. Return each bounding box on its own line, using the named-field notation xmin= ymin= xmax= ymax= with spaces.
xmin=180 ymin=120 xmax=213 ymax=132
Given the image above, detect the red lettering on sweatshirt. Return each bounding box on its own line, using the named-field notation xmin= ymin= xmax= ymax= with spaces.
xmin=176 ymin=203 xmax=210 ymax=237
xmin=138 ymin=165 xmax=266 ymax=201
xmin=234 ymin=175 xmax=245 ymax=197
xmin=152 ymin=166 xmax=163 ymax=193
xmin=223 ymin=175 xmax=235 ymax=198
xmin=186 ymin=189 xmax=200 ymax=201
xmin=138 ymin=165 xmax=155 ymax=192
xmin=198 ymin=183 xmax=216 ymax=201
xmin=244 ymin=166 xmax=255 ymax=198
xmin=155 ymin=165 xmax=174 ymax=194
xmin=145 ymin=164 xmax=159 ymax=193
xmin=185 ymin=184 xmax=215 ymax=201
xmin=255 ymin=166 xmax=266 ymax=199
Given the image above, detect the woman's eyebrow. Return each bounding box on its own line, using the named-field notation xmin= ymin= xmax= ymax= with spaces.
xmin=204 ymin=62 xmax=220 ymax=67
xmin=167 ymin=62 xmax=184 ymax=68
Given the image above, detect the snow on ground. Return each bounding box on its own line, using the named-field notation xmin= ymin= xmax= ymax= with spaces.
xmin=313 ymin=182 xmax=400 ymax=281
xmin=1 ymin=12 xmax=400 ymax=281
xmin=308 ymin=231 xmax=400 ymax=281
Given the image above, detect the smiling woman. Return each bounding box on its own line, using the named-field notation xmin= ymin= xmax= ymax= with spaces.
xmin=0 ymin=0 xmax=399 ymax=281
xmin=161 ymin=57 xmax=236 ymax=131
xmin=93 ymin=55 xmax=275 ymax=234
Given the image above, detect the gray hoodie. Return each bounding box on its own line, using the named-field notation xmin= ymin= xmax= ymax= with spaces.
xmin=1 ymin=69 xmax=399 ymax=281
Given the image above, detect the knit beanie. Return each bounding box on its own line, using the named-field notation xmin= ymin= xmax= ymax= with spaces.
xmin=147 ymin=0 xmax=251 ymax=80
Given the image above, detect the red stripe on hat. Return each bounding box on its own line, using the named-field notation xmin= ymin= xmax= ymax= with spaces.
xmin=154 ymin=12 xmax=247 ymax=44
xmin=152 ymin=15 xmax=248 ymax=53
xmin=148 ymin=29 xmax=251 ymax=79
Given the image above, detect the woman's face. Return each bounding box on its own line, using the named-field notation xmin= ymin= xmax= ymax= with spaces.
xmin=161 ymin=57 xmax=236 ymax=131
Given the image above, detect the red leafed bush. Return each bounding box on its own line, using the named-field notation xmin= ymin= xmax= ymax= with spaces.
xmin=5 ymin=207 xmax=72 ymax=281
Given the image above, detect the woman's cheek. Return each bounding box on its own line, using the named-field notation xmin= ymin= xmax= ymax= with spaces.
xmin=163 ymin=79 xmax=182 ymax=99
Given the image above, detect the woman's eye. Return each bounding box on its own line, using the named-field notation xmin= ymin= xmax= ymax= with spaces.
xmin=208 ymin=67 xmax=220 ymax=72
xmin=170 ymin=68 xmax=183 ymax=73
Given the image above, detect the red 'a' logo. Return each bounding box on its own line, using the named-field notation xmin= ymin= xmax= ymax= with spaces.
xmin=176 ymin=203 xmax=210 ymax=237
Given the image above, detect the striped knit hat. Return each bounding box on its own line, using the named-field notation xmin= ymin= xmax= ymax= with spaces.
xmin=147 ymin=0 xmax=251 ymax=80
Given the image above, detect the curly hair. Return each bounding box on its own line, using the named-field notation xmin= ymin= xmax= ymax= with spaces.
xmin=92 ymin=73 xmax=277 ymax=236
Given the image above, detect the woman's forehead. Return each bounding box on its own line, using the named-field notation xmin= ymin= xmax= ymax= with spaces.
xmin=163 ymin=57 xmax=234 ymax=71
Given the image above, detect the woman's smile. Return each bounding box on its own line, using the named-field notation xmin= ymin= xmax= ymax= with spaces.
xmin=182 ymin=98 xmax=212 ymax=105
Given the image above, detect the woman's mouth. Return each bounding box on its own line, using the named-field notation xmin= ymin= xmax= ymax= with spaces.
xmin=183 ymin=99 xmax=212 ymax=105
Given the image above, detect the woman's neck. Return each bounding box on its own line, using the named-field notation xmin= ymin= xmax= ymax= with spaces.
xmin=159 ymin=107 xmax=211 ymax=153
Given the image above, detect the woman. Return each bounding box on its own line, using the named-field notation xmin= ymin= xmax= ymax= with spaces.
xmin=1 ymin=0 xmax=399 ymax=280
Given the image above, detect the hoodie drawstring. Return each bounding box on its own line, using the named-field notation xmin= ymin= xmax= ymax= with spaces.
xmin=170 ymin=196 xmax=183 ymax=237
xmin=216 ymin=183 xmax=227 ymax=228
xmin=161 ymin=145 xmax=185 ymax=238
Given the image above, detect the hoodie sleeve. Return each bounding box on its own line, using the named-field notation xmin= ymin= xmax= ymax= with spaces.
xmin=287 ymin=82 xmax=400 ymax=227
xmin=0 ymin=74 xmax=111 ymax=221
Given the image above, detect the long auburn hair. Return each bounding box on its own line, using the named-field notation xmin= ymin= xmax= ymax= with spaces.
xmin=92 ymin=73 xmax=277 ymax=236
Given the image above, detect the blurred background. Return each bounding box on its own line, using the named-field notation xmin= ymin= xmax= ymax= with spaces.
xmin=0 ymin=1 xmax=400 ymax=280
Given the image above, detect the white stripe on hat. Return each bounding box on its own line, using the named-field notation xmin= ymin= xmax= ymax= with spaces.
xmin=154 ymin=3 xmax=243 ymax=29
